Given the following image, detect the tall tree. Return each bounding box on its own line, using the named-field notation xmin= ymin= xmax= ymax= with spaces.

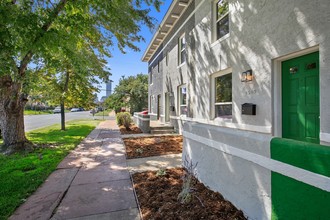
xmin=0 ymin=0 xmax=160 ymax=154
xmin=106 ymin=74 xmax=148 ymax=114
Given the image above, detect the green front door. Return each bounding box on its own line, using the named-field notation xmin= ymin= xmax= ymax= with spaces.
xmin=282 ymin=52 xmax=320 ymax=143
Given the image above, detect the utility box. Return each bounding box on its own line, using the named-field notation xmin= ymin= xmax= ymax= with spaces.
xmin=242 ymin=103 xmax=256 ymax=115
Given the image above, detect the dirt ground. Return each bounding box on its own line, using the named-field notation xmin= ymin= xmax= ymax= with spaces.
xmin=132 ymin=168 xmax=246 ymax=220
xmin=119 ymin=124 xmax=143 ymax=135
xmin=123 ymin=136 xmax=182 ymax=159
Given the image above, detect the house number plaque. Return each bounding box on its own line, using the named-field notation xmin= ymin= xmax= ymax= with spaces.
xmin=245 ymin=89 xmax=257 ymax=95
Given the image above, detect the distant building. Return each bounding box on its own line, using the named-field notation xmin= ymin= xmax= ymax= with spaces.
xmin=100 ymin=96 xmax=107 ymax=103
xmin=93 ymin=94 xmax=98 ymax=103
xmin=105 ymin=80 xmax=113 ymax=97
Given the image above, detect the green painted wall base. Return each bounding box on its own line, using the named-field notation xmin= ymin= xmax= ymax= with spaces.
xmin=271 ymin=138 xmax=330 ymax=220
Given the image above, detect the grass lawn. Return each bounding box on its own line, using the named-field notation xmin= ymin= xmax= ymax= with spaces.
xmin=95 ymin=109 xmax=112 ymax=116
xmin=0 ymin=119 xmax=100 ymax=219
xmin=24 ymin=110 xmax=53 ymax=115
xmin=24 ymin=109 xmax=70 ymax=115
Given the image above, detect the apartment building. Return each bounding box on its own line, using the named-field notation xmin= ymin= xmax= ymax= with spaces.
xmin=142 ymin=1 xmax=330 ymax=219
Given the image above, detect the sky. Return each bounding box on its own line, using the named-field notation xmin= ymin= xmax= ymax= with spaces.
xmin=97 ymin=1 xmax=172 ymax=100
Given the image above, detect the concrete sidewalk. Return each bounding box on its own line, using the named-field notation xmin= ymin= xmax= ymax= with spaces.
xmin=10 ymin=120 xmax=140 ymax=220
xmin=127 ymin=153 xmax=182 ymax=174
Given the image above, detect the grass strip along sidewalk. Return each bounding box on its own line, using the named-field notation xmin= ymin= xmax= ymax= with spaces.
xmin=0 ymin=120 xmax=100 ymax=220
xmin=24 ymin=110 xmax=53 ymax=115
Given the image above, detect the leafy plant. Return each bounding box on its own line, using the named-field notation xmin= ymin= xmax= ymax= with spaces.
xmin=156 ymin=168 xmax=167 ymax=176
xmin=116 ymin=112 xmax=133 ymax=130
xmin=135 ymin=148 xmax=144 ymax=154
xmin=178 ymin=157 xmax=204 ymax=206
xmin=0 ymin=0 xmax=161 ymax=153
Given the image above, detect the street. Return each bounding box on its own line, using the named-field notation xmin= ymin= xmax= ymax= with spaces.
xmin=24 ymin=111 xmax=94 ymax=132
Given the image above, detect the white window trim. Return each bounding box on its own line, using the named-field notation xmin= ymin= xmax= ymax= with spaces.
xmin=178 ymin=84 xmax=187 ymax=116
xmin=157 ymin=60 xmax=160 ymax=73
xmin=211 ymin=67 xmax=232 ymax=120
xmin=212 ymin=0 xmax=229 ymax=43
xmin=178 ymin=33 xmax=186 ymax=66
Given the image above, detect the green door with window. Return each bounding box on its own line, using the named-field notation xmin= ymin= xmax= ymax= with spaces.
xmin=282 ymin=52 xmax=320 ymax=144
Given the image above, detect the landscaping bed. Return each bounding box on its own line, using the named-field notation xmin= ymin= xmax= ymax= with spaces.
xmin=132 ymin=168 xmax=246 ymax=220
xmin=124 ymin=135 xmax=182 ymax=159
xmin=119 ymin=124 xmax=143 ymax=135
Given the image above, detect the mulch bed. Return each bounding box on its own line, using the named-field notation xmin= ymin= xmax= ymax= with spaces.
xmin=124 ymin=136 xmax=182 ymax=159
xmin=119 ymin=124 xmax=143 ymax=135
xmin=132 ymin=168 xmax=246 ymax=220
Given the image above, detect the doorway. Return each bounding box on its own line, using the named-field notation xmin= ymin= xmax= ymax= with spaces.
xmin=282 ymin=51 xmax=319 ymax=143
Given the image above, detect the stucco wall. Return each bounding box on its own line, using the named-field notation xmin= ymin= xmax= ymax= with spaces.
xmin=146 ymin=0 xmax=330 ymax=219
xmin=183 ymin=122 xmax=272 ymax=220
xmin=149 ymin=0 xmax=330 ymax=138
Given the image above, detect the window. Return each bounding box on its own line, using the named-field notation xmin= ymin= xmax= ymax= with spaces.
xmin=178 ymin=34 xmax=186 ymax=65
xmin=178 ymin=85 xmax=187 ymax=115
xmin=158 ymin=60 xmax=160 ymax=73
xmin=214 ymin=71 xmax=232 ymax=118
xmin=216 ymin=0 xmax=229 ymax=40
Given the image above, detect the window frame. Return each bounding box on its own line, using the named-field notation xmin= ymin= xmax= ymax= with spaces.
xmin=157 ymin=60 xmax=160 ymax=73
xmin=178 ymin=34 xmax=186 ymax=66
xmin=211 ymin=68 xmax=232 ymax=119
xmin=214 ymin=0 xmax=229 ymax=41
xmin=178 ymin=84 xmax=187 ymax=116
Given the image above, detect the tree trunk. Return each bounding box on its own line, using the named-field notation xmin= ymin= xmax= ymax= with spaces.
xmin=60 ymin=101 xmax=65 ymax=131
xmin=0 ymin=76 xmax=31 ymax=154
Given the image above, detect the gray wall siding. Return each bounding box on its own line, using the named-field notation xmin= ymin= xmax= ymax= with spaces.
xmin=147 ymin=0 xmax=330 ymax=137
xmin=147 ymin=0 xmax=330 ymax=218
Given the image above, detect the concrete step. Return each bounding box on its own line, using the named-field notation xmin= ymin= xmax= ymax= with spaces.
xmin=150 ymin=126 xmax=174 ymax=131
xmin=150 ymin=129 xmax=175 ymax=135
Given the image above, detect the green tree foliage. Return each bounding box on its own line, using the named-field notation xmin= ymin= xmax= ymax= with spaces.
xmin=105 ymin=74 xmax=148 ymax=114
xmin=0 ymin=0 xmax=161 ymax=153
xmin=116 ymin=112 xmax=133 ymax=130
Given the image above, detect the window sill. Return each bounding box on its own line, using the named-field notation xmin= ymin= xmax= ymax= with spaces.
xmin=178 ymin=114 xmax=187 ymax=119
xmin=211 ymin=33 xmax=230 ymax=48
xmin=213 ymin=116 xmax=233 ymax=123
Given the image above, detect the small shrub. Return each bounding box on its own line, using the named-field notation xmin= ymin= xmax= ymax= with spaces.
xmin=135 ymin=148 xmax=143 ymax=154
xmin=178 ymin=156 xmax=203 ymax=206
xmin=156 ymin=168 xmax=167 ymax=176
xmin=116 ymin=112 xmax=133 ymax=130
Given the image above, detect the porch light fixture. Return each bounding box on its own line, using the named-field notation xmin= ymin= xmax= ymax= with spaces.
xmin=241 ymin=70 xmax=253 ymax=82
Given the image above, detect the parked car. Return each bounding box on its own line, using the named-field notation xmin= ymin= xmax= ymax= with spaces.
xmin=78 ymin=107 xmax=85 ymax=111
xmin=53 ymin=107 xmax=61 ymax=114
xmin=71 ymin=108 xmax=80 ymax=112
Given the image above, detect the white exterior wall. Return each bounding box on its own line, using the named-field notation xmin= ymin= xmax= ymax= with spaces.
xmin=146 ymin=0 xmax=330 ymax=219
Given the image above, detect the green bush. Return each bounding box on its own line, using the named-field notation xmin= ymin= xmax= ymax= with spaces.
xmin=116 ymin=112 xmax=132 ymax=130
